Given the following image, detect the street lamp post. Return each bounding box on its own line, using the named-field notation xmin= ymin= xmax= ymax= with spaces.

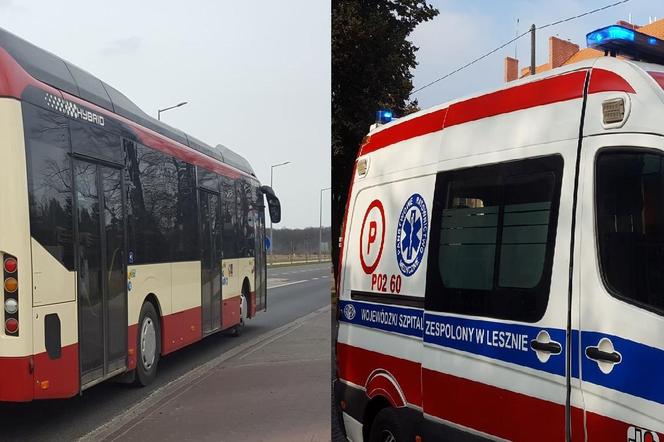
xmin=157 ymin=101 xmax=188 ymax=120
xmin=269 ymin=161 xmax=291 ymax=261
xmin=319 ymin=187 xmax=331 ymax=262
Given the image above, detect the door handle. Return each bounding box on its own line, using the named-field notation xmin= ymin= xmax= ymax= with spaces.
xmin=585 ymin=337 xmax=622 ymax=374
xmin=585 ymin=346 xmax=621 ymax=364
xmin=530 ymin=340 xmax=562 ymax=354
xmin=530 ymin=330 xmax=561 ymax=363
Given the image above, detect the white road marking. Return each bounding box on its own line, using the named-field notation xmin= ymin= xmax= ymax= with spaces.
xmin=267 ymin=279 xmax=309 ymax=289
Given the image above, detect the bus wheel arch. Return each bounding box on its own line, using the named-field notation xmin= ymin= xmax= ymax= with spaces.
xmin=134 ymin=296 xmax=162 ymax=387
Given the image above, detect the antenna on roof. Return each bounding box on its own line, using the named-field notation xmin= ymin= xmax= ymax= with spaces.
xmin=515 ymin=18 xmax=520 ymax=59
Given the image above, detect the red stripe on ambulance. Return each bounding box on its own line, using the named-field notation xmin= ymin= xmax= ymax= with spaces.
xmin=360 ymin=68 xmax=636 ymax=156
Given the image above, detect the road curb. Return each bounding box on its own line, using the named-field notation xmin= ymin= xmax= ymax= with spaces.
xmin=79 ymin=304 xmax=331 ymax=442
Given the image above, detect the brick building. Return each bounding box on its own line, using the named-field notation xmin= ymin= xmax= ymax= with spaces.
xmin=504 ymin=17 xmax=664 ymax=82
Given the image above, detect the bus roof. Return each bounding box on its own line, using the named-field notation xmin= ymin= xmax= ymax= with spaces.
xmin=0 ymin=26 xmax=255 ymax=177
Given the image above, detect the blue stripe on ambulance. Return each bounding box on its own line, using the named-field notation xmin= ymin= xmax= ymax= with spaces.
xmin=581 ymin=330 xmax=664 ymax=406
xmin=339 ymin=299 xmax=423 ymax=338
xmin=339 ymin=299 xmax=664 ymax=406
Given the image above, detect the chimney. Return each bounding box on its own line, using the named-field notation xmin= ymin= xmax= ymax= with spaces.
xmin=504 ymin=57 xmax=519 ymax=82
xmin=549 ymin=36 xmax=579 ymax=69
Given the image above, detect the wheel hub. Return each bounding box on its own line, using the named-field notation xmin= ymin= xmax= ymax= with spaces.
xmin=140 ymin=317 xmax=156 ymax=370
xmin=381 ymin=430 xmax=396 ymax=442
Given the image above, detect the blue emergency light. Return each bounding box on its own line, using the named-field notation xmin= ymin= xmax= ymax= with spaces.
xmin=586 ymin=25 xmax=664 ymax=64
xmin=376 ymin=109 xmax=394 ymax=124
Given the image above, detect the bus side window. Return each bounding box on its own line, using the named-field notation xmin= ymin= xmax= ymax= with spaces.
xmin=69 ymin=119 xmax=122 ymax=165
xmin=172 ymin=159 xmax=198 ymax=260
xmin=596 ymin=150 xmax=664 ymax=314
xmin=425 ymin=155 xmax=564 ymax=322
xmin=126 ymin=142 xmax=197 ymax=264
xmin=221 ymin=176 xmax=238 ymax=259
xmin=23 ymin=103 xmax=75 ymax=270
xmin=235 ymin=179 xmax=253 ymax=258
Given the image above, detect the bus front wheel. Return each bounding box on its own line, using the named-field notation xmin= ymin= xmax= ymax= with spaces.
xmin=134 ymin=302 xmax=161 ymax=386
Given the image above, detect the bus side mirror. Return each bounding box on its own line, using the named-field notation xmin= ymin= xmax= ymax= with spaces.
xmin=260 ymin=185 xmax=281 ymax=224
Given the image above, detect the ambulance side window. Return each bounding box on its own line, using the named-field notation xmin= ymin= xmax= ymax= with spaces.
xmin=596 ymin=150 xmax=664 ymax=315
xmin=425 ymin=155 xmax=563 ymax=322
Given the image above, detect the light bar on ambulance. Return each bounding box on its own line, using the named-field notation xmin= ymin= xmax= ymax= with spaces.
xmin=586 ymin=25 xmax=664 ymax=64
xmin=376 ymin=109 xmax=394 ymax=124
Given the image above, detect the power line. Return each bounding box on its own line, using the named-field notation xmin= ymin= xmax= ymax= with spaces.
xmin=537 ymin=0 xmax=630 ymax=30
xmin=411 ymin=29 xmax=530 ymax=95
xmin=411 ymin=0 xmax=631 ymax=97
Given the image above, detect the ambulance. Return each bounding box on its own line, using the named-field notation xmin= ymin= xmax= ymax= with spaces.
xmin=335 ymin=25 xmax=664 ymax=441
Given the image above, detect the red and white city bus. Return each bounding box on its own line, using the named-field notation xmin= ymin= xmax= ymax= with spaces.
xmin=336 ymin=25 xmax=664 ymax=441
xmin=0 ymin=27 xmax=281 ymax=401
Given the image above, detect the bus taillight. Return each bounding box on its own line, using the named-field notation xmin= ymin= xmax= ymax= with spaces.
xmin=5 ymin=317 xmax=18 ymax=334
xmin=4 ymin=277 xmax=17 ymax=293
xmin=4 ymin=298 xmax=17 ymax=314
xmin=3 ymin=254 xmax=17 ymax=336
xmin=4 ymin=257 xmax=17 ymax=273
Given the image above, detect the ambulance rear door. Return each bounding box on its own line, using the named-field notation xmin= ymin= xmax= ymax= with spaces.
xmin=576 ymin=133 xmax=664 ymax=440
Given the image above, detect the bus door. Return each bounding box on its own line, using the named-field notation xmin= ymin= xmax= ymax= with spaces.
xmin=74 ymin=160 xmax=127 ymax=388
xmin=254 ymin=208 xmax=267 ymax=311
xmin=199 ymin=189 xmax=222 ymax=334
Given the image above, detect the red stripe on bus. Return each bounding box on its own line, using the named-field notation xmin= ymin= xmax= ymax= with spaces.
xmin=0 ymin=47 xmax=61 ymax=99
xmin=222 ymin=295 xmax=242 ymax=328
xmin=33 ymin=343 xmax=79 ymax=399
xmin=128 ymin=323 xmax=138 ymax=371
xmin=336 ymin=342 xmax=422 ymax=406
xmin=0 ymin=47 xmax=253 ymax=182
xmin=0 ymin=354 xmax=34 ymax=401
xmin=588 ymin=68 xmax=636 ymax=94
xmin=248 ymin=291 xmax=257 ymax=318
xmin=58 ymin=89 xmax=251 ymax=181
xmin=0 ymin=343 xmax=79 ymax=402
xmin=128 ymin=305 xmax=203 ymax=361
xmin=160 ymin=306 xmax=203 ymax=355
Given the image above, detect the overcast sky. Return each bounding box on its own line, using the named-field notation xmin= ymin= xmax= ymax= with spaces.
xmin=0 ymin=0 xmax=330 ymax=229
xmin=2 ymin=1 xmax=657 ymax=228
xmin=411 ymin=0 xmax=655 ymax=109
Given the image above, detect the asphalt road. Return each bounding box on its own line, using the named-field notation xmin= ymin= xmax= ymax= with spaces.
xmin=0 ymin=263 xmax=331 ymax=442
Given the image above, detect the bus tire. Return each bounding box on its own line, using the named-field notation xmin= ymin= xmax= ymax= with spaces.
xmin=134 ymin=302 xmax=161 ymax=387
xmin=230 ymin=295 xmax=247 ymax=337
xmin=369 ymin=407 xmax=411 ymax=442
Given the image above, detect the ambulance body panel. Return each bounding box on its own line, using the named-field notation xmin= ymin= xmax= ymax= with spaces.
xmin=337 ymin=53 xmax=664 ymax=441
